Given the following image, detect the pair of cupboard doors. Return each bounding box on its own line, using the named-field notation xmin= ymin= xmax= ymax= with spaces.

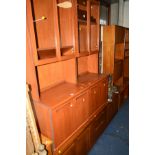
xmin=60 ymin=103 xmax=108 ymax=155
xmin=52 ymin=79 xmax=108 ymax=149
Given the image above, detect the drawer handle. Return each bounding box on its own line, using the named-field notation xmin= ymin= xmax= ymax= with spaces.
xmin=82 ymin=98 xmax=85 ymax=102
xmin=94 ymin=90 xmax=96 ymax=94
xmin=58 ymin=150 xmax=62 ymax=154
xmin=70 ymin=104 xmax=73 ymax=107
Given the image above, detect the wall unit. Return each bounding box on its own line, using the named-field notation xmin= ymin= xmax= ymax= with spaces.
xmin=103 ymin=25 xmax=129 ymax=107
xmin=27 ymin=1 xmax=120 ymax=155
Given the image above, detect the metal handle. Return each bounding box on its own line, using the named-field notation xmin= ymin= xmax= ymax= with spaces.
xmin=82 ymin=98 xmax=85 ymax=102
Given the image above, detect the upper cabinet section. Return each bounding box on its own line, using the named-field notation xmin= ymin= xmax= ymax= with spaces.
xmin=27 ymin=0 xmax=100 ymax=66
xmin=27 ymin=0 xmax=59 ymax=65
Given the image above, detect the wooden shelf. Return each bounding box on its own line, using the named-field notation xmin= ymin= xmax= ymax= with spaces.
xmin=78 ymin=4 xmax=87 ymax=11
xmin=37 ymin=48 xmax=56 ymax=60
xmin=90 ymin=50 xmax=98 ymax=55
xmin=78 ymin=72 xmax=106 ymax=86
xmin=60 ymin=46 xmax=74 ymax=56
xmin=78 ymin=52 xmax=89 ymax=57
xmin=78 ymin=19 xmax=87 ymax=25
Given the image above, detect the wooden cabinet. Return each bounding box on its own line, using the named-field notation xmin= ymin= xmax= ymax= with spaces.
xmin=74 ymin=92 xmax=89 ymax=129
xmin=103 ymin=25 xmax=129 ymax=106
xmin=26 ymin=1 xmax=110 ymax=155
xmin=90 ymin=106 xmax=107 ymax=148
xmin=90 ymin=84 xmax=100 ymax=114
xmin=107 ymin=93 xmax=118 ymax=123
xmin=75 ymin=127 xmax=89 ymax=155
xmin=52 ymin=100 xmax=74 ymax=147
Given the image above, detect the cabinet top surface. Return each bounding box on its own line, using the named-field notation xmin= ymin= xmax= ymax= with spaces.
xmin=40 ymin=73 xmax=107 ymax=109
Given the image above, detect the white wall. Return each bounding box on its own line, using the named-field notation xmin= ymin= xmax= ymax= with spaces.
xmin=110 ymin=3 xmax=119 ymax=25
xmin=123 ymin=1 xmax=129 ymax=27
xmin=110 ymin=0 xmax=129 ymax=28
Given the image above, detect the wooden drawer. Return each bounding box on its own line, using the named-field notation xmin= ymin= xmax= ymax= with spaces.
xmin=90 ymin=107 xmax=107 ymax=147
xmin=99 ymin=80 xmax=108 ymax=107
xmin=74 ymin=92 xmax=89 ymax=129
xmin=90 ymin=84 xmax=100 ymax=115
xmin=78 ymin=9 xmax=87 ymax=21
xmin=75 ymin=127 xmax=89 ymax=155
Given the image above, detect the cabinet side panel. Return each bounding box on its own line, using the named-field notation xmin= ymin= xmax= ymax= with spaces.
xmin=26 ymin=23 xmax=40 ymax=101
xmin=103 ymin=45 xmax=114 ymax=74
xmin=33 ymin=102 xmax=52 ymax=139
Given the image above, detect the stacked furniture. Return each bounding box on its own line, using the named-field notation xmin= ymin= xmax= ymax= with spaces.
xmin=26 ymin=1 xmax=123 ymax=155
xmin=103 ymin=25 xmax=129 ymax=109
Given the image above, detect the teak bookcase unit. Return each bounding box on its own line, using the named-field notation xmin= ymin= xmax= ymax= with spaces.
xmin=26 ymin=0 xmax=119 ymax=155
xmin=103 ymin=25 xmax=129 ymax=107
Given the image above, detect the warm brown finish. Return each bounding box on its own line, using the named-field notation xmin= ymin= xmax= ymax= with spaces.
xmin=26 ymin=1 xmax=118 ymax=155
xmin=103 ymin=25 xmax=129 ymax=106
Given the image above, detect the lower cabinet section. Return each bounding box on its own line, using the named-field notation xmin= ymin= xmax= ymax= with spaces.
xmin=90 ymin=106 xmax=107 ymax=148
xmin=107 ymin=93 xmax=118 ymax=123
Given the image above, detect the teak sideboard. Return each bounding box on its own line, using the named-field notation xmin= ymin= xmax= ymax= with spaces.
xmin=26 ymin=0 xmax=127 ymax=155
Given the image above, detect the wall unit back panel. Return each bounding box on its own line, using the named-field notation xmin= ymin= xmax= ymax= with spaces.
xmin=79 ymin=25 xmax=88 ymax=52
xmin=31 ymin=0 xmax=55 ymax=48
xmin=57 ymin=0 xmax=74 ymax=47
xmin=77 ymin=56 xmax=88 ymax=75
xmin=37 ymin=59 xmax=77 ymax=91
xmin=37 ymin=62 xmax=65 ymax=91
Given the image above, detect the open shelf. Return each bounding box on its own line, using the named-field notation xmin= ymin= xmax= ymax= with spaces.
xmin=77 ymin=4 xmax=87 ymax=11
xmin=78 ymin=19 xmax=87 ymax=25
xmin=60 ymin=46 xmax=74 ymax=56
xmin=78 ymin=72 xmax=105 ymax=86
xmin=37 ymin=48 xmax=56 ymax=60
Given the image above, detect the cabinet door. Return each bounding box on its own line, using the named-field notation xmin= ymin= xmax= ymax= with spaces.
xmin=74 ymin=92 xmax=89 ymax=130
xmin=99 ymin=80 xmax=108 ymax=107
xmin=90 ymin=107 xmax=107 ymax=147
xmin=75 ymin=128 xmax=89 ymax=155
xmin=52 ymin=100 xmax=74 ymax=147
xmin=90 ymin=85 xmax=100 ymax=115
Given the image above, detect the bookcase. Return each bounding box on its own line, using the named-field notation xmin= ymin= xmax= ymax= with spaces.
xmin=103 ymin=25 xmax=129 ymax=108
xmin=27 ymin=0 xmax=115 ymax=155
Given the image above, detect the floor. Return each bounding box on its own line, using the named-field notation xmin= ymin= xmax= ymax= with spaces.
xmin=88 ymin=99 xmax=129 ymax=155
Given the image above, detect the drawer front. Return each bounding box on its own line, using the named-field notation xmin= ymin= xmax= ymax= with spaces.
xmin=90 ymin=85 xmax=100 ymax=115
xmin=90 ymin=107 xmax=107 ymax=147
xmin=74 ymin=92 xmax=89 ymax=129
xmin=99 ymin=80 xmax=108 ymax=107
xmin=52 ymin=100 xmax=74 ymax=147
